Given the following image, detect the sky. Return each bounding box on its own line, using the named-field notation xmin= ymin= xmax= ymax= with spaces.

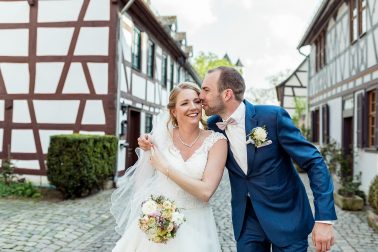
xmin=150 ymin=0 xmax=322 ymax=90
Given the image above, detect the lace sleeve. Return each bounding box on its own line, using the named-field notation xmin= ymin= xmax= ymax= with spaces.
xmin=203 ymin=131 xmax=227 ymax=153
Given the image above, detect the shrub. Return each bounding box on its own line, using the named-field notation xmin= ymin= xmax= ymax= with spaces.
xmin=368 ymin=176 xmax=378 ymax=213
xmin=47 ymin=134 xmax=117 ymax=199
xmin=0 ymin=180 xmax=41 ymax=198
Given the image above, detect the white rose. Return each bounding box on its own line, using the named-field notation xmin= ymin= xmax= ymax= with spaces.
xmin=254 ymin=127 xmax=267 ymax=141
xmin=162 ymin=200 xmax=172 ymax=209
xmin=142 ymin=200 xmax=158 ymax=215
xmin=172 ymin=212 xmax=185 ymax=225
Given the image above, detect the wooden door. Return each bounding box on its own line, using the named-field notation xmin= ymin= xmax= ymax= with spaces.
xmin=342 ymin=116 xmax=354 ymax=176
xmin=126 ymin=108 xmax=141 ymax=169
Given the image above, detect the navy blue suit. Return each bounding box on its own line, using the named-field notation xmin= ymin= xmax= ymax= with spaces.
xmin=208 ymin=100 xmax=336 ymax=249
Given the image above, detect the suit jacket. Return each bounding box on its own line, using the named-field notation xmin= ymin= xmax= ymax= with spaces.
xmin=208 ymin=100 xmax=337 ymax=247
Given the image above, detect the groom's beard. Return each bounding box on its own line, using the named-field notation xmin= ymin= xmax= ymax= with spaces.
xmin=203 ymin=96 xmax=226 ymax=116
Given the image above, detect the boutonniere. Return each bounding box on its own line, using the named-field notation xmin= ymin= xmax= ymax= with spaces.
xmin=246 ymin=126 xmax=272 ymax=148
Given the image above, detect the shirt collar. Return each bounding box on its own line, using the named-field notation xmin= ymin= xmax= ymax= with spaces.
xmin=223 ymin=102 xmax=245 ymax=122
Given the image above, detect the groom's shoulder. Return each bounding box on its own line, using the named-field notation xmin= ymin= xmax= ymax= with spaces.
xmin=207 ymin=115 xmax=221 ymax=129
xmin=254 ymin=104 xmax=284 ymax=116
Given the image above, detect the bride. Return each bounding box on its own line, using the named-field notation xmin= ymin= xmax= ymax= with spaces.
xmin=110 ymin=82 xmax=227 ymax=252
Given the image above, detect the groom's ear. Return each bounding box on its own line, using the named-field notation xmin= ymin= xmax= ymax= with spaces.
xmin=223 ymin=89 xmax=234 ymax=101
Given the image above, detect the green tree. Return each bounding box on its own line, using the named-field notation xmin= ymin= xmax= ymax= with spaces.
xmin=192 ymin=52 xmax=238 ymax=80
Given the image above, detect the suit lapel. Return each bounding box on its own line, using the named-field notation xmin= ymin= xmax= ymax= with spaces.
xmin=244 ymin=100 xmax=257 ymax=176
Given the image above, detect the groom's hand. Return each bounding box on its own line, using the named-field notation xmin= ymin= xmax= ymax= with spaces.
xmin=137 ymin=134 xmax=153 ymax=150
xmin=312 ymin=222 xmax=334 ymax=252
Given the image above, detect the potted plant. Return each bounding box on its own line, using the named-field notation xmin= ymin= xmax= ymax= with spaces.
xmin=333 ymin=149 xmax=364 ymax=211
xmin=368 ymin=176 xmax=378 ymax=232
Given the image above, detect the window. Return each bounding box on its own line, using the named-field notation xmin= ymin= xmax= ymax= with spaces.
xmin=161 ymin=55 xmax=168 ymax=88
xmin=350 ymin=0 xmax=367 ymax=43
xmin=147 ymin=40 xmax=155 ymax=78
xmin=368 ymin=90 xmax=376 ymax=147
xmin=132 ymin=27 xmax=141 ymax=70
xmin=315 ymin=30 xmax=326 ymax=72
xmin=177 ymin=66 xmax=181 ymax=83
xmin=170 ymin=63 xmax=174 ymax=91
xmin=145 ymin=114 xmax=153 ymax=133
xmin=311 ymin=108 xmax=320 ymax=143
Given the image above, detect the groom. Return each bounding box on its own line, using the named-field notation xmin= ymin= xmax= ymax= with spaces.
xmin=200 ymin=66 xmax=336 ymax=252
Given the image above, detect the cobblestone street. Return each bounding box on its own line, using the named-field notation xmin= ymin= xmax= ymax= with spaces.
xmin=1 ymin=172 xmax=378 ymax=251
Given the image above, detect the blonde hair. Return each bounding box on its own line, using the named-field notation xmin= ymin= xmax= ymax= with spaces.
xmin=167 ymin=82 xmax=207 ymax=128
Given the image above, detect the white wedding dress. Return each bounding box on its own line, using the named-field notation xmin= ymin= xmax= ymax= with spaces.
xmin=112 ymin=131 xmax=225 ymax=252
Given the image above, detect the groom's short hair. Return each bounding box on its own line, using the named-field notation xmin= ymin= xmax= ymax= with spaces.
xmin=208 ymin=66 xmax=245 ymax=101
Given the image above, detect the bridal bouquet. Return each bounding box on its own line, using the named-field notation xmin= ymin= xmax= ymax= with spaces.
xmin=138 ymin=195 xmax=186 ymax=243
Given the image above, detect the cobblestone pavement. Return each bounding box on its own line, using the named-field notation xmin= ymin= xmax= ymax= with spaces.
xmin=1 ymin=171 xmax=378 ymax=251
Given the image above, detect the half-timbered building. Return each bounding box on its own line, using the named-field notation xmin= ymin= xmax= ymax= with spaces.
xmin=0 ymin=0 xmax=200 ymax=185
xmin=298 ymin=0 xmax=378 ymax=193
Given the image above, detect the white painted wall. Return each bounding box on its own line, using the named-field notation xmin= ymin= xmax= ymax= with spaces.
xmin=0 ymin=100 xmax=4 ymax=121
xmin=84 ymin=0 xmax=109 ymax=21
xmin=132 ymin=74 xmax=146 ymax=99
xmin=38 ymin=0 xmax=82 ymax=22
xmin=63 ymin=63 xmax=90 ymax=94
xmin=88 ymin=63 xmax=108 ymax=94
xmin=13 ymin=100 xmax=31 ymax=123
xmin=34 ymin=100 xmax=79 ymax=124
xmin=11 ymin=130 xmax=36 ymax=153
xmin=1 ymin=63 xmax=29 ymax=93
xmin=37 ymin=28 xmax=74 ymax=56
xmin=75 ymin=27 xmax=109 ymax=55
xmin=0 ymin=29 xmax=28 ymax=56
xmin=0 ymin=1 xmax=29 ymax=23
xmin=81 ymin=100 xmax=106 ymax=125
xmin=328 ymin=97 xmax=342 ymax=144
xmin=35 ymin=63 xmax=64 ymax=93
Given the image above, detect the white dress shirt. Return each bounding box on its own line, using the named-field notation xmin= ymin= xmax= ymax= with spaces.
xmin=223 ymin=102 xmax=248 ymax=174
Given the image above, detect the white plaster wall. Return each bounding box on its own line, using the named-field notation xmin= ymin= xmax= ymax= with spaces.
xmin=328 ymin=97 xmax=342 ymax=144
xmin=79 ymin=131 xmax=105 ymax=135
xmin=132 ymin=74 xmax=146 ymax=99
xmin=0 ymin=100 xmax=4 ymax=121
xmin=19 ymin=174 xmax=49 ymax=187
xmin=1 ymin=63 xmax=29 ymax=94
xmin=74 ymin=27 xmax=109 ymax=55
xmin=11 ymin=160 xmax=40 ymax=170
xmin=35 ymin=62 xmax=64 ymax=93
xmin=34 ymin=100 xmax=79 ymax=124
xmin=84 ymin=0 xmax=109 ymax=21
xmin=88 ymin=63 xmax=108 ymax=94
xmin=161 ymin=89 xmax=168 ymax=106
xmin=0 ymin=2 xmax=29 ymax=23
xmin=13 ymin=100 xmax=31 ymax=123
xmin=37 ymin=28 xmax=74 ymax=56
xmin=11 ymin=130 xmax=36 ymax=153
xmin=0 ymin=129 xmax=3 ymax=152
xmin=81 ymin=100 xmax=105 ymax=125
xmin=63 ymin=63 xmax=89 ymax=94
xmin=120 ymin=26 xmax=132 ymax=62
xmin=119 ymin=64 xmax=127 ymax=92
xmin=146 ymin=81 xmax=155 ymax=103
xmin=39 ymin=130 xmax=72 ymax=154
xmin=38 ymin=0 xmax=82 ymax=22
xmin=0 ymin=29 xmax=28 ymax=56
xmin=354 ymin=151 xmax=378 ymax=194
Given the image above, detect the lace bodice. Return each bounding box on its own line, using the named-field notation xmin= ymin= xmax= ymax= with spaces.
xmin=155 ymin=131 xmax=226 ymax=209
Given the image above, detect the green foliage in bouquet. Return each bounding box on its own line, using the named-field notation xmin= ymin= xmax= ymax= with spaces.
xmin=47 ymin=134 xmax=117 ymax=199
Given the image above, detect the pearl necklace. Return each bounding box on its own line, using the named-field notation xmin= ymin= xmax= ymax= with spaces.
xmin=177 ymin=130 xmax=201 ymax=148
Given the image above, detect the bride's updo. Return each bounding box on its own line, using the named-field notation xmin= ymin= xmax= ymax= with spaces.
xmin=167 ymin=82 xmax=207 ymax=128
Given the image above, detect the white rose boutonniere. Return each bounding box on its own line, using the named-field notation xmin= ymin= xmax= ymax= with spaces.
xmin=246 ymin=126 xmax=272 ymax=148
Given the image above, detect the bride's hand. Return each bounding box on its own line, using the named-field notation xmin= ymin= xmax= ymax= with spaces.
xmin=149 ymin=146 xmax=168 ymax=173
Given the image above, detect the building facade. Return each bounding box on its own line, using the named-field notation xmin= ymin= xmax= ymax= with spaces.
xmin=0 ymin=0 xmax=199 ymax=185
xmin=298 ymin=0 xmax=378 ymax=193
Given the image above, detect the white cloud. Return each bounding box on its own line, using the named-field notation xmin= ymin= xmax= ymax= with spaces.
xmin=268 ymin=14 xmax=306 ymax=48
xmin=224 ymin=0 xmax=254 ymax=9
xmin=151 ymin=0 xmax=217 ymax=34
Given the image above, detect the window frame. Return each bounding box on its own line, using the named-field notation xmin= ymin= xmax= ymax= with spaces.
xmin=132 ymin=27 xmax=142 ymax=71
xmin=146 ymin=40 xmax=155 ymax=79
xmin=161 ymin=54 xmax=168 ymax=88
